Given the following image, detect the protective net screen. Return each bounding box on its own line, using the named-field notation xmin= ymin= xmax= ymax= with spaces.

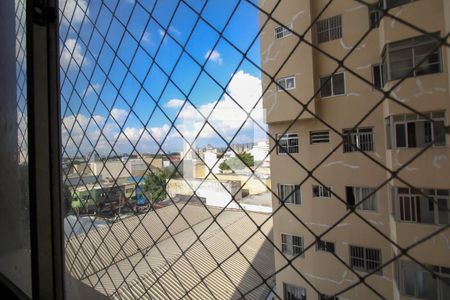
xmin=59 ymin=0 xmax=450 ymax=299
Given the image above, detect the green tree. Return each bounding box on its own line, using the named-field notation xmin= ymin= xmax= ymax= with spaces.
xmin=219 ymin=160 xmax=231 ymax=171
xmin=219 ymin=152 xmax=254 ymax=172
xmin=163 ymin=165 xmax=183 ymax=179
xmin=63 ymin=184 xmax=73 ymax=215
xmin=237 ymin=152 xmax=254 ymax=168
xmin=142 ymin=171 xmax=167 ymax=202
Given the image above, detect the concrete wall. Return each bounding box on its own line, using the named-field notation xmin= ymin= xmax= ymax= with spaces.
xmin=209 ymin=174 xmax=272 ymax=195
xmin=166 ymin=178 xmax=242 ymax=206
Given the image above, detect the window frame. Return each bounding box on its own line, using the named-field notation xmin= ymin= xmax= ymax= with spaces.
xmin=317 ymin=15 xmax=343 ymax=43
xmin=319 ymin=72 xmax=346 ymax=98
xmin=393 ymin=187 xmax=450 ymax=225
xmin=277 ymin=133 xmax=299 ymax=155
xmin=274 ymin=23 xmax=293 ymax=40
xmin=312 ymin=185 xmax=332 ymax=198
xmin=281 ymin=233 xmax=305 ymax=257
xmin=316 ymin=240 xmax=336 ymax=254
xmin=396 ymin=260 xmax=449 ymax=300
xmin=342 ymin=127 xmax=374 ymax=153
xmin=372 ymin=64 xmax=384 ymax=89
xmin=346 ymin=186 xmax=378 ymax=212
xmin=283 ymin=283 xmax=307 ymax=300
xmin=369 ymin=7 xmax=381 ymax=29
xmin=382 ymin=33 xmax=442 ymax=83
xmin=319 ymin=294 xmax=340 ymax=300
xmin=387 ymin=111 xmax=447 ymax=149
xmin=381 ymin=0 xmax=416 ymax=9
xmin=276 ymin=75 xmax=296 ymax=92
xmin=349 ymin=245 xmax=382 ymax=274
xmin=278 ymin=184 xmax=301 ymax=205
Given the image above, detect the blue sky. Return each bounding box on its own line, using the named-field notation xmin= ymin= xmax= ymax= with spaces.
xmin=59 ymin=0 xmax=266 ymax=157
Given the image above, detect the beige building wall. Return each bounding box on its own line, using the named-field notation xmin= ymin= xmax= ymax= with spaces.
xmin=260 ymin=0 xmax=450 ymax=299
xmin=209 ymin=173 xmax=271 ymax=195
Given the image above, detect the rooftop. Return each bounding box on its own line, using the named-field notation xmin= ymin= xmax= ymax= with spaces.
xmin=65 ymin=204 xmax=275 ymax=299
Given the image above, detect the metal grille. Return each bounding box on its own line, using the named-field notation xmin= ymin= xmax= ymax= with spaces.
xmin=15 ymin=0 xmax=28 ymax=167
xmin=58 ymin=0 xmax=450 ymax=299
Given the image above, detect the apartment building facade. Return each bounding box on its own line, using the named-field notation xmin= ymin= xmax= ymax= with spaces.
xmin=259 ymin=0 xmax=450 ymax=299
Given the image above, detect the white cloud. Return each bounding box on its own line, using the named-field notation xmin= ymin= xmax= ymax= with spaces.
xmin=169 ymin=26 xmax=181 ymax=36
xmin=142 ymin=32 xmax=151 ymax=43
xmin=176 ymin=70 xmax=263 ymax=140
xmin=62 ymin=114 xmax=108 ymax=154
xmin=62 ymin=71 xmax=263 ymax=155
xmin=158 ymin=29 xmax=165 ymax=37
xmin=205 ymin=49 xmax=223 ymax=65
xmin=84 ymin=83 xmax=101 ymax=96
xmin=110 ymin=108 xmax=128 ymax=123
xmin=60 ymin=38 xmax=87 ymax=70
xmin=59 ymin=0 xmax=88 ymax=25
xmin=165 ymin=99 xmax=185 ymax=109
xmin=119 ymin=124 xmax=170 ymax=144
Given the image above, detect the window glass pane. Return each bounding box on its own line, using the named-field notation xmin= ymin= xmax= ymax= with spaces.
xmin=418 ymin=195 xmax=434 ymax=224
xmin=396 ymin=123 xmax=407 ymax=147
xmin=433 ymin=120 xmax=446 ymax=146
xmin=415 ymin=45 xmax=441 ymax=76
xmin=320 ymin=76 xmax=332 ymax=97
xmin=407 ymin=122 xmax=417 ymax=147
xmin=437 ymin=198 xmax=449 ymax=224
xmin=404 ymin=266 xmax=416 ymax=295
xmin=286 ymin=77 xmax=295 ymax=89
xmin=386 ymin=118 xmax=392 ymax=149
xmin=417 ymin=270 xmax=438 ymax=299
xmin=332 ymin=73 xmax=345 ymax=95
xmin=390 ymin=49 xmax=413 ymax=80
xmin=373 ymin=65 xmax=382 ymax=88
xmin=414 ymin=120 xmax=429 ymax=147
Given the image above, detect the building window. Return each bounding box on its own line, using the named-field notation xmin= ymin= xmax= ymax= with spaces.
xmin=381 ymin=0 xmax=416 ymax=9
xmin=369 ymin=7 xmax=381 ymax=29
xmin=277 ymin=133 xmax=299 ymax=154
xmin=281 ymin=234 xmax=304 ymax=256
xmin=313 ymin=185 xmax=332 ymax=198
xmin=320 ymin=73 xmax=345 ymax=98
xmin=316 ymin=240 xmax=335 ymax=254
xmin=310 ymin=131 xmax=330 ymax=144
xmin=372 ymin=64 xmax=384 ymax=89
xmin=346 ymin=187 xmax=377 ymax=211
xmin=397 ymin=260 xmax=449 ymax=300
xmin=386 ymin=111 xmax=446 ymax=149
xmin=349 ymin=245 xmax=381 ymax=274
xmin=279 ymin=184 xmax=301 ymax=205
xmin=382 ymin=34 xmax=441 ymax=82
xmin=393 ymin=187 xmax=450 ymax=225
xmin=319 ymin=295 xmax=340 ymax=300
xmin=343 ymin=128 xmax=374 ymax=152
xmin=276 ymin=76 xmax=296 ymax=91
xmin=283 ymin=283 xmax=307 ymax=300
xmin=317 ymin=15 xmax=342 ymax=43
xmin=274 ymin=23 xmax=293 ymax=39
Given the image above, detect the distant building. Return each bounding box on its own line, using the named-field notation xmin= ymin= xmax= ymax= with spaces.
xmin=89 ymin=158 xmax=148 ymax=180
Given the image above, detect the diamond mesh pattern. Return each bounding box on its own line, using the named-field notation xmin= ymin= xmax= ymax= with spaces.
xmin=15 ymin=0 xmax=28 ymax=167
xmin=59 ymin=0 xmax=450 ymax=299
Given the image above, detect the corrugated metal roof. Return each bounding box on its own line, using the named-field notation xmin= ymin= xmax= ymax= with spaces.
xmin=66 ymin=204 xmax=275 ymax=299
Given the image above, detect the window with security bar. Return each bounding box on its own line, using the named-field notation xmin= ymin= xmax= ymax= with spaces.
xmin=5 ymin=0 xmax=449 ymax=299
